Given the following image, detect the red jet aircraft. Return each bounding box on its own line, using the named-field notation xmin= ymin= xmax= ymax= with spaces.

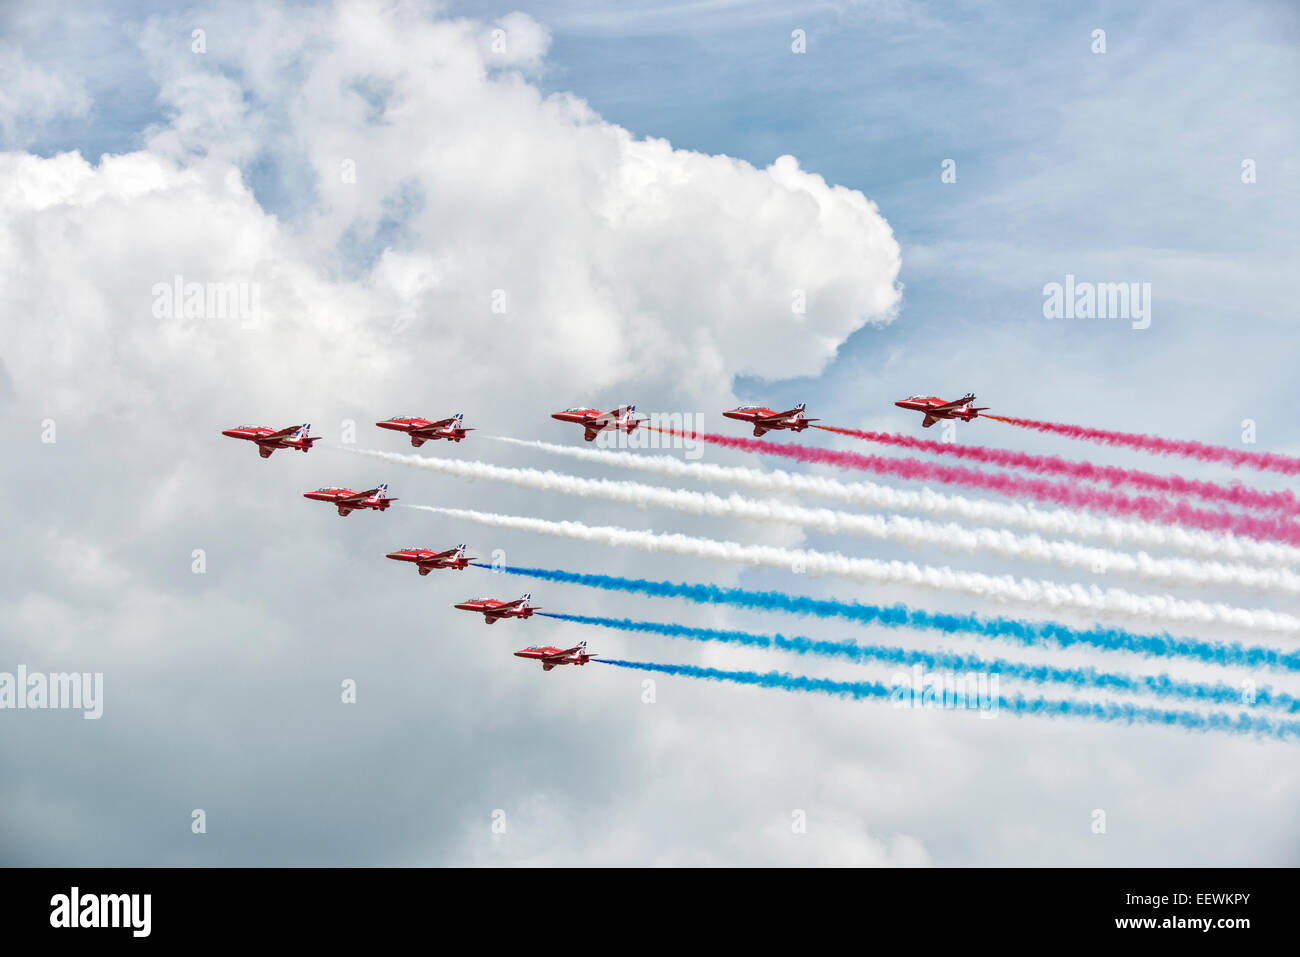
xmin=303 ymin=482 xmax=397 ymax=516
xmin=894 ymin=393 xmax=989 ymax=428
xmin=722 ymin=403 xmax=817 ymax=437
xmin=386 ymin=544 xmax=474 ymax=576
xmin=222 ymin=423 xmax=321 ymax=459
xmin=514 ymin=641 xmax=597 ymax=671
xmin=375 ymin=413 xmax=473 ymax=447
xmin=453 ymin=593 xmax=537 ymax=624
xmin=551 ymin=405 xmax=642 ymax=442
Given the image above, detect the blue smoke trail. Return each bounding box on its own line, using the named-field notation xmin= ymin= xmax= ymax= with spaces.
xmin=539 ymin=612 xmax=1298 ymax=714
xmin=594 ymin=659 xmax=1300 ymax=740
xmin=471 ymin=563 xmax=1300 ymax=672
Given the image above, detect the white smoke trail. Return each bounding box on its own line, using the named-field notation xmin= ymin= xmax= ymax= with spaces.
xmin=486 ymin=436 xmax=1300 ymax=568
xmin=405 ymin=504 xmax=1300 ymax=635
xmin=346 ymin=446 xmax=1300 ymax=594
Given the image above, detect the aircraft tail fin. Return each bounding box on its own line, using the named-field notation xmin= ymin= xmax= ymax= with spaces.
xmin=293 ymin=423 xmax=321 ymax=449
xmin=451 ymin=412 xmax=474 ymax=436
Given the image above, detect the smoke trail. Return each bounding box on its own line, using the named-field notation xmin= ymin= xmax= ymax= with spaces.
xmin=543 ymin=612 xmax=1299 ymax=713
xmin=985 ymin=415 xmax=1300 ymax=477
xmin=413 ymin=505 xmax=1300 ymax=633
xmin=487 ymin=437 xmax=1300 ymax=568
xmin=812 ymin=425 xmax=1299 ymax=515
xmin=645 ymin=426 xmax=1300 ymax=547
xmin=594 ymin=659 xmax=1300 ymax=740
xmin=344 ymin=446 xmax=1300 ymax=593
xmin=479 ymin=564 xmax=1300 ymax=673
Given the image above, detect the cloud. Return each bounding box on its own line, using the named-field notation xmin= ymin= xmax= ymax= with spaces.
xmin=3 ymin=5 xmax=900 ymax=416
xmin=483 ymin=10 xmax=553 ymax=71
xmin=0 ymin=0 xmax=902 ymax=866
xmin=0 ymin=41 xmax=92 ymax=148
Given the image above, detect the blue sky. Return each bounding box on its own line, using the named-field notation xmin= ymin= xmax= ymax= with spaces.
xmin=451 ymin=0 xmax=1300 ymax=437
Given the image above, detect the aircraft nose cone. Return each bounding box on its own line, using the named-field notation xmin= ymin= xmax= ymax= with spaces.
xmin=385 ymin=551 xmax=405 ymax=559
xmin=221 ymin=429 xmax=239 ymax=437
xmin=893 ymin=401 xmax=908 ymax=409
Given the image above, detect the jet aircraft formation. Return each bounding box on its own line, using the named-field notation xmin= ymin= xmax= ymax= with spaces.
xmin=221 ymin=394 xmax=989 ymax=671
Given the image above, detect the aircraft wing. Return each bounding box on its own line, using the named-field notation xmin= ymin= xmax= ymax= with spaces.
xmin=754 ymin=407 xmax=803 ymax=423
xmin=411 ymin=417 xmax=457 ymax=433
xmin=929 ymin=396 xmax=973 ymax=412
xmin=542 ymin=645 xmax=585 ymax=660
xmin=590 ymin=405 xmax=637 ymax=425
xmin=339 ymin=487 xmax=382 ymax=502
xmin=262 ymin=425 xmax=304 ymax=441
xmin=424 ymin=548 xmax=458 ymax=560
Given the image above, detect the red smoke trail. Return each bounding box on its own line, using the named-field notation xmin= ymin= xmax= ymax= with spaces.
xmin=811 ymin=425 xmax=1300 ymax=515
xmin=983 ymin=415 xmax=1300 ymax=477
xmin=647 ymin=427 xmax=1300 ymax=546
